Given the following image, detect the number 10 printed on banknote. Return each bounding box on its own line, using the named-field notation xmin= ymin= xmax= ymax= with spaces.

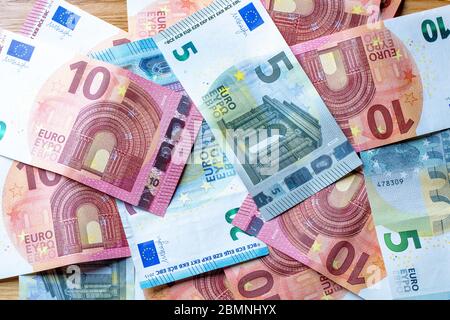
xmin=0 ymin=29 xmax=191 ymax=207
xmin=153 ymin=0 xmax=362 ymax=220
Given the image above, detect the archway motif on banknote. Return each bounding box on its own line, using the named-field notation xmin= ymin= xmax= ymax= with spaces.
xmin=260 ymin=247 xmax=309 ymax=276
xmin=50 ymin=179 xmax=127 ymax=256
xmin=58 ymin=82 xmax=160 ymax=191
xmin=193 ymin=270 xmax=235 ymax=300
xmin=278 ymin=172 xmax=370 ymax=254
xmin=266 ymin=0 xmax=372 ymax=45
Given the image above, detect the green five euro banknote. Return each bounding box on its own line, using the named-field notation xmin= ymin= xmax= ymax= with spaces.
xmin=361 ymin=129 xmax=450 ymax=300
xmin=151 ymin=0 xmax=363 ymax=220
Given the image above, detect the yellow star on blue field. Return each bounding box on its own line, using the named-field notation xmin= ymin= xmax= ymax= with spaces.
xmin=234 ymin=70 xmax=245 ymax=81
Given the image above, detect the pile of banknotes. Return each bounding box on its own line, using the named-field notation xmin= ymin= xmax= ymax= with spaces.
xmin=0 ymin=0 xmax=448 ymax=300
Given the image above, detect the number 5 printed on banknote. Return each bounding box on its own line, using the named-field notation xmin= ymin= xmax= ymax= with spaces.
xmin=153 ymin=0 xmax=362 ymax=221
xmin=361 ymin=129 xmax=450 ymax=300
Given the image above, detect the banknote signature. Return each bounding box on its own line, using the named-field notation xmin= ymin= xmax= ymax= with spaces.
xmin=231 ymin=13 xmax=248 ymax=37
xmin=1 ymin=55 xmax=29 ymax=72
xmin=45 ymin=21 xmax=73 ymax=40
xmin=155 ymin=236 xmax=169 ymax=264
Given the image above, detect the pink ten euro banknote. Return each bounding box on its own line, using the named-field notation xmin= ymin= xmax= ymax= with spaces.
xmin=127 ymin=0 xmax=381 ymax=43
xmin=264 ymin=0 xmax=381 ymax=45
xmin=290 ymin=6 xmax=450 ymax=151
xmin=143 ymin=248 xmax=360 ymax=300
xmin=233 ymin=172 xmax=396 ymax=299
xmin=0 ymin=157 xmax=130 ymax=280
xmin=21 ymin=0 xmax=203 ymax=215
xmin=21 ymin=0 xmax=129 ymax=53
xmin=0 ymin=29 xmax=197 ymax=208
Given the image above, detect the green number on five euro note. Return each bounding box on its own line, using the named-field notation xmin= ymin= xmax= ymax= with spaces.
xmin=384 ymin=230 xmax=422 ymax=253
xmin=0 ymin=121 xmax=6 ymax=140
xmin=173 ymin=41 xmax=198 ymax=61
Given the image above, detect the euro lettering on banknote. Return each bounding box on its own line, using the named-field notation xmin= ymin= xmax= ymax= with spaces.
xmin=117 ymin=122 xmax=269 ymax=289
xmin=151 ymin=0 xmax=362 ymax=221
xmin=0 ymin=157 xmax=130 ymax=280
xmin=21 ymin=2 xmax=203 ymax=215
xmin=291 ymin=5 xmax=450 ymax=151
xmin=91 ymin=39 xmax=205 ymax=214
xmin=127 ymin=0 xmax=381 ymax=45
xmin=19 ymin=258 xmax=136 ymax=300
xmin=127 ymin=0 xmax=214 ymax=40
xmin=361 ymin=129 xmax=450 ymax=300
xmin=143 ymin=247 xmax=360 ymax=300
xmin=0 ymin=29 xmax=190 ymax=207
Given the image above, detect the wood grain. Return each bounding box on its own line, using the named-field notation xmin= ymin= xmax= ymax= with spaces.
xmin=0 ymin=0 xmax=449 ymax=300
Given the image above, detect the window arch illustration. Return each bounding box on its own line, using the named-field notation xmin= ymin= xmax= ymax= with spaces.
xmin=278 ymin=172 xmax=370 ymax=254
xmin=58 ymin=82 xmax=161 ymax=191
xmin=267 ymin=0 xmax=369 ymax=45
xmin=298 ymin=37 xmax=377 ymax=144
xmin=50 ymin=179 xmax=127 ymax=257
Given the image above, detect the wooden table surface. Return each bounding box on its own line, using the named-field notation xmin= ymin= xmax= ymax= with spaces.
xmin=0 ymin=0 xmax=449 ymax=300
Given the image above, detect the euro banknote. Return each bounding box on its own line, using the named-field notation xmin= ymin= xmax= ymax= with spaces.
xmin=0 ymin=157 xmax=130 ymax=280
xmin=265 ymin=0 xmax=381 ymax=45
xmin=0 ymin=29 xmax=197 ymax=208
xmin=20 ymin=3 xmax=203 ymax=215
xmin=232 ymin=171 xmax=396 ymax=299
xmin=90 ymin=40 xmax=203 ymax=215
xmin=223 ymin=247 xmax=360 ymax=300
xmin=21 ymin=0 xmax=128 ymax=52
xmin=361 ymin=129 xmax=450 ymax=300
xmin=380 ymin=0 xmax=403 ymax=19
xmin=127 ymin=0 xmax=381 ymax=45
xmin=117 ymin=121 xmax=269 ymax=289
xmin=291 ymin=5 xmax=450 ymax=152
xmin=127 ymin=0 xmax=214 ymax=41
xmin=152 ymin=0 xmax=362 ymax=221
xmin=144 ymin=248 xmax=360 ymax=300
xmin=19 ymin=258 xmax=135 ymax=300
xmin=143 ymin=270 xmax=235 ymax=300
